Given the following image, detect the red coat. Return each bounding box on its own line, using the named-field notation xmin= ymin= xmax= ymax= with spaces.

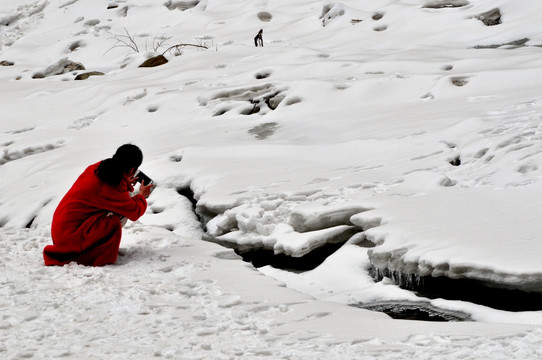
xmin=43 ymin=162 xmax=147 ymax=266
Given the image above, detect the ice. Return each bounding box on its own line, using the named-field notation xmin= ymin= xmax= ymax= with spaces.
xmin=2 ymin=0 xmax=542 ymax=357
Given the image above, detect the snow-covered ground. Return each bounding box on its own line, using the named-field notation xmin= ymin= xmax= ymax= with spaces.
xmin=2 ymin=0 xmax=542 ymax=358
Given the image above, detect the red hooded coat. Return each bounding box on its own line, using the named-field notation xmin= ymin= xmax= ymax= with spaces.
xmin=43 ymin=162 xmax=147 ymax=266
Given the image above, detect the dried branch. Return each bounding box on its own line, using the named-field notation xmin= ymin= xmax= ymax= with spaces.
xmin=161 ymin=43 xmax=208 ymax=56
xmin=105 ymin=28 xmax=140 ymax=54
xmin=153 ymin=35 xmax=171 ymax=53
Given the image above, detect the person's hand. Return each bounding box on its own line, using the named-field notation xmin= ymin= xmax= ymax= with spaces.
xmin=128 ymin=175 xmax=138 ymax=186
xmin=139 ymin=181 xmax=154 ymax=198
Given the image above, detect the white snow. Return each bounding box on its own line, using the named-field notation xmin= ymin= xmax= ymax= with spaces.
xmin=2 ymin=0 xmax=542 ymax=358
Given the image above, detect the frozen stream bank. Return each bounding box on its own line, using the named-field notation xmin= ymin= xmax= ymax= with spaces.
xmin=177 ymin=182 xmax=542 ymax=320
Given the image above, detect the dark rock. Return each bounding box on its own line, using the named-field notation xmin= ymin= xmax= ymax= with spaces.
xmin=475 ymin=8 xmax=501 ymax=26
xmin=139 ymin=55 xmax=168 ymax=68
xmin=74 ymin=71 xmax=105 ymax=80
xmin=266 ymin=94 xmax=285 ymax=110
xmin=372 ymin=12 xmax=384 ymax=21
xmin=67 ymin=40 xmax=85 ymax=52
xmin=451 ymin=76 xmax=468 ymax=86
xmin=257 ymin=11 xmax=272 ymax=22
xmin=0 ymin=60 xmax=14 ymax=66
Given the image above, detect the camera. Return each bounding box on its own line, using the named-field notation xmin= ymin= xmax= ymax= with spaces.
xmin=135 ymin=170 xmax=153 ymax=185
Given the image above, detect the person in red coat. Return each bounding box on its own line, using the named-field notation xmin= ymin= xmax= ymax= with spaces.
xmin=43 ymin=144 xmax=154 ymax=266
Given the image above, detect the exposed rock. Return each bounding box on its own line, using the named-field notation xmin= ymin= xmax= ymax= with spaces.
xmin=372 ymin=12 xmax=384 ymax=21
xmin=473 ymin=38 xmax=529 ymax=50
xmin=74 ymin=71 xmax=105 ymax=80
xmin=67 ymin=40 xmax=85 ymax=52
xmin=65 ymin=62 xmax=85 ymax=72
xmin=0 ymin=60 xmax=14 ymax=66
xmin=139 ymin=55 xmax=168 ymax=68
xmin=248 ymin=122 xmax=279 ymax=140
xmin=32 ymin=58 xmax=85 ymax=79
xmin=451 ymin=76 xmax=469 ymax=86
xmin=257 ymin=11 xmax=272 ymax=22
xmin=266 ymin=93 xmax=285 ymax=110
xmin=320 ymin=3 xmax=346 ymax=26
xmin=423 ymin=0 xmax=469 ymax=9
xmin=84 ymin=19 xmax=100 ymax=26
xmin=165 ymin=0 xmax=200 ymax=11
xmin=475 ymin=8 xmax=501 ymax=26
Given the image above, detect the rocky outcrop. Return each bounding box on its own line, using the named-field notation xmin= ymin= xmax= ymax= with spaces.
xmin=32 ymin=58 xmax=85 ymax=79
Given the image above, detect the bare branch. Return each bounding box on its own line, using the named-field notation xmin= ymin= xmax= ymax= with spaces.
xmin=153 ymin=34 xmax=171 ymax=53
xmin=104 ymin=28 xmax=140 ymax=55
xmin=124 ymin=28 xmax=139 ymax=52
xmin=104 ymin=29 xmax=210 ymax=57
xmin=161 ymin=43 xmax=208 ymax=56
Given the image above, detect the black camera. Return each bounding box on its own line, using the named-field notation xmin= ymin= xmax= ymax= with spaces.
xmin=135 ymin=170 xmax=153 ymax=185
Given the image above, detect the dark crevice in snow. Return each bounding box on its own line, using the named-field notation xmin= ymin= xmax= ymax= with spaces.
xmin=449 ymin=155 xmax=461 ymax=166
xmin=234 ymin=240 xmax=348 ymax=271
xmin=370 ymin=265 xmax=542 ymax=312
xmin=356 ymin=301 xmax=470 ymax=322
xmin=175 ymin=186 xmax=209 ymax=232
xmin=205 ymin=225 xmax=361 ymax=271
xmin=25 ymin=215 xmax=36 ymax=229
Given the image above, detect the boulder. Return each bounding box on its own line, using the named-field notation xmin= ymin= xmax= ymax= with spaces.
xmin=475 ymin=8 xmax=501 ymax=26
xmin=139 ymin=55 xmax=168 ymax=68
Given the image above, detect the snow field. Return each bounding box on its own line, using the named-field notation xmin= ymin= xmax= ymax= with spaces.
xmin=1 ymin=226 xmax=541 ymax=359
xmin=3 ymin=0 xmax=542 ymax=357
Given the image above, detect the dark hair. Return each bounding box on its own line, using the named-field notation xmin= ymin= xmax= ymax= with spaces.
xmin=95 ymin=144 xmax=143 ymax=186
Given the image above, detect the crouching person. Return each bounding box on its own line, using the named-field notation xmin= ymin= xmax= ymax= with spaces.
xmin=43 ymin=144 xmax=154 ymax=266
